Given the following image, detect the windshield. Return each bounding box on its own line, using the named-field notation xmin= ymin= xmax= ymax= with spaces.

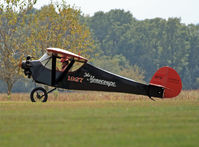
xmin=39 ymin=53 xmax=52 ymax=70
xmin=39 ymin=53 xmax=51 ymax=61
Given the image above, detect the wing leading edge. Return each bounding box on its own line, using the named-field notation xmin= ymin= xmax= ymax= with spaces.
xmin=47 ymin=48 xmax=88 ymax=63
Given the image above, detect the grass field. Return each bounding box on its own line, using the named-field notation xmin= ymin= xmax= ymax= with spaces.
xmin=0 ymin=91 xmax=199 ymax=147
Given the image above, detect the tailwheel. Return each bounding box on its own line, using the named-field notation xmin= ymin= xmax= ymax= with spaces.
xmin=30 ymin=87 xmax=48 ymax=102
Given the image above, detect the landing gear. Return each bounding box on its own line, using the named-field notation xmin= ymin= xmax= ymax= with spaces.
xmin=30 ymin=87 xmax=57 ymax=102
xmin=30 ymin=87 xmax=48 ymax=102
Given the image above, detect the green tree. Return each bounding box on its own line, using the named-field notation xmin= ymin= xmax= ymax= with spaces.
xmin=120 ymin=18 xmax=190 ymax=83
xmin=29 ymin=3 xmax=94 ymax=59
xmin=86 ymin=10 xmax=196 ymax=88
xmin=88 ymin=9 xmax=134 ymax=55
xmin=0 ymin=0 xmax=95 ymax=95
xmin=186 ymin=24 xmax=199 ymax=89
xmin=0 ymin=0 xmax=37 ymax=95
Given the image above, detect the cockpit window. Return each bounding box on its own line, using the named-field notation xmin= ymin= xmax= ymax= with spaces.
xmin=56 ymin=58 xmax=84 ymax=72
xmin=39 ymin=53 xmax=85 ymax=72
xmin=56 ymin=58 xmax=70 ymax=72
xmin=39 ymin=53 xmax=52 ymax=70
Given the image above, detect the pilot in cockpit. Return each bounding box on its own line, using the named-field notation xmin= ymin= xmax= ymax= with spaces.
xmin=61 ymin=58 xmax=69 ymax=71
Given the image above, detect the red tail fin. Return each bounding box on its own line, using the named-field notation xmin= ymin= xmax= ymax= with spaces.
xmin=150 ymin=67 xmax=182 ymax=98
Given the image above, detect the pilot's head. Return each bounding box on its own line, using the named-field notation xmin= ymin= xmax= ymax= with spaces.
xmin=61 ymin=58 xmax=69 ymax=65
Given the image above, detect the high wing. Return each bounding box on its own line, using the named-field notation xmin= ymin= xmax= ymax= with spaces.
xmin=47 ymin=48 xmax=88 ymax=63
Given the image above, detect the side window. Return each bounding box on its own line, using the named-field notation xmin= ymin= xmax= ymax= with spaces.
xmin=70 ymin=62 xmax=84 ymax=72
xmin=56 ymin=58 xmax=62 ymax=71
xmin=56 ymin=58 xmax=70 ymax=72
xmin=56 ymin=58 xmax=84 ymax=72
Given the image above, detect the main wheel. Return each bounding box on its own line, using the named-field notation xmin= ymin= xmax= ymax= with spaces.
xmin=30 ymin=87 xmax=48 ymax=102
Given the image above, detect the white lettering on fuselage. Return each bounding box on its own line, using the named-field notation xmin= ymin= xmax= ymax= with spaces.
xmin=84 ymin=72 xmax=116 ymax=87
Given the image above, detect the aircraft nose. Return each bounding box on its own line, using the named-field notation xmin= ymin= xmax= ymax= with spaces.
xmin=21 ymin=60 xmax=32 ymax=78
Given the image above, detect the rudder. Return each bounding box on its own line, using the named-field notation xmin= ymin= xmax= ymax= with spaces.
xmin=149 ymin=66 xmax=182 ymax=98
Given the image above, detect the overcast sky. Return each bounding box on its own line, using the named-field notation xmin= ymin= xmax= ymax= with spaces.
xmin=34 ymin=0 xmax=199 ymax=25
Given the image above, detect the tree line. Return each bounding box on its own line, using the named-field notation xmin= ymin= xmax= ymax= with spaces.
xmin=0 ymin=1 xmax=198 ymax=94
xmin=84 ymin=10 xmax=199 ymax=89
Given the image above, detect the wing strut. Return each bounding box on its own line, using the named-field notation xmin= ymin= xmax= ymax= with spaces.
xmin=56 ymin=60 xmax=75 ymax=83
xmin=51 ymin=55 xmax=56 ymax=86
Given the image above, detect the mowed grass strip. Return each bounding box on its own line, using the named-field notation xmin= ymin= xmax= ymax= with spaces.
xmin=0 ymin=91 xmax=199 ymax=147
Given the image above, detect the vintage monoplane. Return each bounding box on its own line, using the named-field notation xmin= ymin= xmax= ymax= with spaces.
xmin=21 ymin=48 xmax=182 ymax=102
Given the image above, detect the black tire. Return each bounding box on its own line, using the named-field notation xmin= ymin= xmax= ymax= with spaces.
xmin=30 ymin=87 xmax=48 ymax=102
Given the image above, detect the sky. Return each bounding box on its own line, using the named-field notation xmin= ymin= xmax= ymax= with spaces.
xmin=34 ymin=0 xmax=199 ymax=25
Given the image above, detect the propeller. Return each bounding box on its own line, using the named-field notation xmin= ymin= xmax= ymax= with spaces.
xmin=20 ymin=55 xmax=34 ymax=78
xmin=17 ymin=55 xmax=33 ymax=75
xmin=18 ymin=56 xmax=23 ymax=68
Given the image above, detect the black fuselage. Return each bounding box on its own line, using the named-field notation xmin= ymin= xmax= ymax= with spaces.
xmin=25 ymin=60 xmax=164 ymax=98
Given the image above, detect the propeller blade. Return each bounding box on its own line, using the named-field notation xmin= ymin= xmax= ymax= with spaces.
xmin=17 ymin=56 xmax=23 ymax=74
xmin=18 ymin=56 xmax=22 ymax=68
